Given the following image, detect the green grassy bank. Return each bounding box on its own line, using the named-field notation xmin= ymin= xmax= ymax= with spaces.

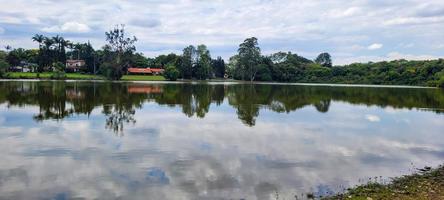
xmin=4 ymin=72 xmax=103 ymax=80
xmin=323 ymin=166 xmax=444 ymax=200
xmin=121 ymin=75 xmax=165 ymax=81
xmin=2 ymin=72 xmax=166 ymax=81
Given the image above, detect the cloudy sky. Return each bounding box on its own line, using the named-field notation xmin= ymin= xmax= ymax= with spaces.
xmin=0 ymin=0 xmax=443 ymax=64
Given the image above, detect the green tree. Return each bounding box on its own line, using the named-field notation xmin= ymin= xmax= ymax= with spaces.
xmin=51 ymin=62 xmax=66 ymax=79
xmin=164 ymin=65 xmax=180 ymax=81
xmin=102 ymin=24 xmax=137 ymax=80
xmin=52 ymin=61 xmax=65 ymax=72
xmin=153 ymin=53 xmax=180 ymax=68
xmin=237 ymin=37 xmax=261 ymax=81
xmin=438 ymin=75 xmax=444 ymax=88
xmin=315 ymin=52 xmax=332 ymax=68
xmin=227 ymin=55 xmax=240 ymax=79
xmin=0 ymin=59 xmax=8 ymax=77
xmin=194 ymin=44 xmax=212 ymax=80
xmin=67 ymin=42 xmax=96 ymax=73
xmin=212 ymin=56 xmax=225 ymax=78
xmin=180 ymin=45 xmax=196 ymax=79
xmin=6 ymin=48 xmax=27 ymax=67
xmin=130 ymin=53 xmax=150 ymax=68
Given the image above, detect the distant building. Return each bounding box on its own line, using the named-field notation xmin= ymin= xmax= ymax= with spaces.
xmin=150 ymin=68 xmax=164 ymax=75
xmin=9 ymin=61 xmax=37 ymax=72
xmin=127 ymin=67 xmax=165 ymax=75
xmin=66 ymin=60 xmax=85 ymax=72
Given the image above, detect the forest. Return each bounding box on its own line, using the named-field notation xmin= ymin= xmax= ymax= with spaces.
xmin=0 ymin=25 xmax=443 ymax=87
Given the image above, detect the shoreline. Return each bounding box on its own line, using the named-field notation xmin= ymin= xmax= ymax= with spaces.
xmin=0 ymin=78 xmax=439 ymax=89
xmin=322 ymin=165 xmax=444 ymax=200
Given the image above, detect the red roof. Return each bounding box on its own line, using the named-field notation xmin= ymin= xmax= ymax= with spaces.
xmin=151 ymin=68 xmax=164 ymax=73
xmin=128 ymin=68 xmax=152 ymax=73
xmin=127 ymin=68 xmax=164 ymax=74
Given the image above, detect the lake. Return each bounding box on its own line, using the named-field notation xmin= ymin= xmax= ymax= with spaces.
xmin=0 ymin=80 xmax=443 ymax=199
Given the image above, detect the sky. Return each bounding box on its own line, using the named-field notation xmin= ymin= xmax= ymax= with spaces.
xmin=0 ymin=0 xmax=443 ymax=65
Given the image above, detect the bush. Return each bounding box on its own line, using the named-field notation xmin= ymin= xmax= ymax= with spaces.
xmin=163 ymin=65 xmax=179 ymax=81
xmin=100 ymin=62 xmax=123 ymax=80
xmin=52 ymin=62 xmax=65 ymax=72
xmin=51 ymin=71 xmax=66 ymax=80
xmin=0 ymin=60 xmax=8 ymax=78
xmin=438 ymin=76 xmax=444 ymax=88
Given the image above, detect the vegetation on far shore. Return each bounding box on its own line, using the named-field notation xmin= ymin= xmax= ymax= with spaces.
xmin=2 ymin=72 xmax=169 ymax=81
xmin=0 ymin=24 xmax=443 ymax=87
xmin=4 ymin=72 xmax=103 ymax=80
xmin=121 ymin=75 xmax=165 ymax=81
xmin=322 ymin=166 xmax=444 ymax=200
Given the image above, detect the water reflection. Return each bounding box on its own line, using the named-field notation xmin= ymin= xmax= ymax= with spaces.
xmin=0 ymin=81 xmax=442 ymax=129
xmin=0 ymin=81 xmax=443 ymax=199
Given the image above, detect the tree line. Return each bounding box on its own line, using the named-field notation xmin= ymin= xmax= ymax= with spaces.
xmin=0 ymin=25 xmax=443 ymax=87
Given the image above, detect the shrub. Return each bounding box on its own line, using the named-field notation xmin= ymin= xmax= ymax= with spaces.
xmin=99 ymin=62 xmax=123 ymax=80
xmin=52 ymin=62 xmax=65 ymax=72
xmin=0 ymin=60 xmax=8 ymax=78
xmin=51 ymin=71 xmax=66 ymax=80
xmin=438 ymin=76 xmax=444 ymax=88
xmin=163 ymin=65 xmax=179 ymax=81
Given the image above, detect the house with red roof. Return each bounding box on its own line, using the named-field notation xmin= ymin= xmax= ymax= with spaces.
xmin=127 ymin=67 xmax=165 ymax=75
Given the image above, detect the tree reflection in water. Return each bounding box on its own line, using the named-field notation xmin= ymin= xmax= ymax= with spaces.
xmin=0 ymin=81 xmax=443 ymax=133
xmin=103 ymin=105 xmax=136 ymax=136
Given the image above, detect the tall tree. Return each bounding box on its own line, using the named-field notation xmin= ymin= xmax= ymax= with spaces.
xmin=315 ymin=52 xmax=332 ymax=68
xmin=105 ymin=24 xmax=137 ymax=65
xmin=212 ymin=56 xmax=225 ymax=78
xmin=102 ymin=24 xmax=137 ymax=80
xmin=32 ymin=34 xmax=44 ymax=48
xmin=180 ymin=45 xmax=196 ymax=79
xmin=238 ymin=37 xmax=261 ymax=81
xmin=6 ymin=48 xmax=27 ymax=67
xmin=194 ymin=44 xmax=212 ymax=80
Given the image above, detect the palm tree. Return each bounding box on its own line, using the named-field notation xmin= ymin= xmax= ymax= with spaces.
xmin=32 ymin=34 xmax=44 ymax=49
xmin=43 ymin=37 xmax=54 ymax=50
xmin=43 ymin=37 xmax=55 ymax=65
xmin=52 ymin=35 xmax=62 ymax=62
xmin=4 ymin=45 xmax=12 ymax=52
xmin=74 ymin=43 xmax=83 ymax=60
xmin=32 ymin=34 xmax=45 ymax=70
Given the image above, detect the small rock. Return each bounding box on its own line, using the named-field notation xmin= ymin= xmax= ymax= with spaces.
xmin=367 ymin=197 xmax=373 ymax=200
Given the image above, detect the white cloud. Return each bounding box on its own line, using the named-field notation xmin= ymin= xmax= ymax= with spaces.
xmin=0 ymin=0 xmax=444 ymax=62
xmin=384 ymin=16 xmax=444 ymax=26
xmin=399 ymin=43 xmax=414 ymax=48
xmin=335 ymin=51 xmax=443 ymax=65
xmin=386 ymin=52 xmax=440 ymax=61
xmin=434 ymin=44 xmax=444 ymax=49
xmin=365 ymin=114 xmax=381 ymax=122
xmin=367 ymin=43 xmax=383 ymax=50
xmin=328 ymin=7 xmax=362 ymax=18
xmin=42 ymin=22 xmax=91 ymax=33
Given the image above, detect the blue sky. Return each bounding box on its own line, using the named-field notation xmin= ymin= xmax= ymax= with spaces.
xmin=0 ymin=0 xmax=443 ymax=64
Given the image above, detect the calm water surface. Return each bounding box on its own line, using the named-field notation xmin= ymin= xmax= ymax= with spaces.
xmin=0 ymin=81 xmax=443 ymax=199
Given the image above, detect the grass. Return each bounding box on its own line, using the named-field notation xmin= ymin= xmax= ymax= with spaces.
xmin=121 ymin=75 xmax=166 ymax=81
xmin=6 ymin=72 xmax=53 ymax=79
xmin=3 ymin=72 xmax=166 ymax=81
xmin=4 ymin=72 xmax=104 ymax=80
xmin=322 ymin=166 xmax=444 ymax=200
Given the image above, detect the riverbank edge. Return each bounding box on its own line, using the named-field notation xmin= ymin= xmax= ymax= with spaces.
xmin=1 ymin=72 xmax=443 ymax=88
xmin=1 ymin=77 xmax=440 ymax=89
xmin=322 ymin=165 xmax=444 ymax=200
